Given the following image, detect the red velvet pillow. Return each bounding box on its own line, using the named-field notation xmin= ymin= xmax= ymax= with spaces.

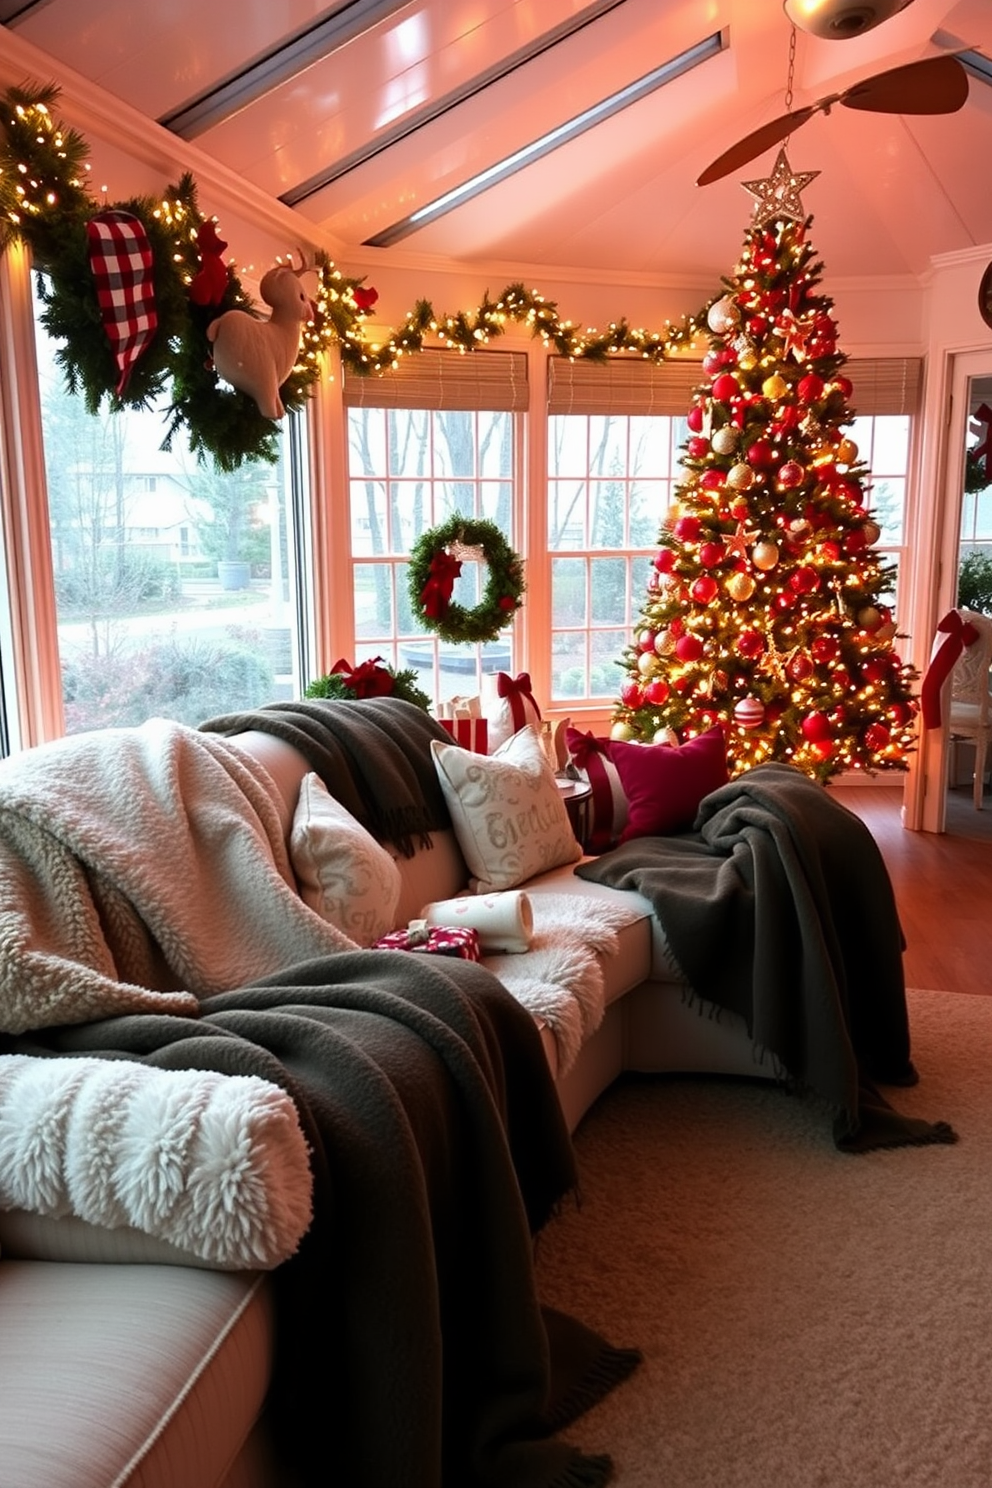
xmin=609 ymin=726 xmax=729 ymax=840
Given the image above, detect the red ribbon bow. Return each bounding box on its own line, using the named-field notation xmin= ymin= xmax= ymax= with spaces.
xmin=496 ymin=671 xmax=541 ymax=731
xmin=331 ymin=656 xmax=394 ymax=698
xmin=568 ymin=729 xmax=608 ymax=770
xmin=419 ymin=550 xmax=462 ymax=620
xmin=920 ymin=610 xmax=980 ymax=729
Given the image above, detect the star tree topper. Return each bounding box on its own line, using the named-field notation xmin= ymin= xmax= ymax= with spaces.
xmin=741 ymin=147 xmax=819 ymax=227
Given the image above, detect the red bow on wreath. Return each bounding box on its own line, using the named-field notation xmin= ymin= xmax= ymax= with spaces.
xmin=330 ymin=656 xmax=395 ymax=698
xmin=419 ymin=550 xmax=462 ymax=620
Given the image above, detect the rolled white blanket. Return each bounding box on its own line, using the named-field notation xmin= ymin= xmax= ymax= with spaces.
xmin=0 ymin=1055 xmax=313 ymax=1269
xmin=422 ymin=890 xmax=534 ymax=954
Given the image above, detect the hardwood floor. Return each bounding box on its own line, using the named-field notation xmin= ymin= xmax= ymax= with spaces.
xmin=830 ymin=781 xmax=992 ymax=998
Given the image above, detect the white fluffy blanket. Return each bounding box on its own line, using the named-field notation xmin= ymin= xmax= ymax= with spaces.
xmin=0 ymin=718 xmax=357 ymax=1033
xmin=481 ymin=892 xmax=642 ymax=1075
xmin=0 ymin=1053 xmax=312 ymax=1267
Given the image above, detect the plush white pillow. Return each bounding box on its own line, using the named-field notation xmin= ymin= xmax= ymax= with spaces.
xmin=430 ymin=726 xmax=581 ymax=893
xmin=290 ymin=773 xmax=401 ymax=946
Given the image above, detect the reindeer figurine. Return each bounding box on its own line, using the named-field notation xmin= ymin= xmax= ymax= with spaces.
xmin=207 ymin=255 xmax=314 ymax=421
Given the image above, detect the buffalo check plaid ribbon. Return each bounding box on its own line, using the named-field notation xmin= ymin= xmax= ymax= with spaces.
xmin=85 ymin=210 xmax=158 ymax=395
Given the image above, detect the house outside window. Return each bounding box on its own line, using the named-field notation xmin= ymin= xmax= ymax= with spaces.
xmin=32 ymin=286 xmax=307 ymax=734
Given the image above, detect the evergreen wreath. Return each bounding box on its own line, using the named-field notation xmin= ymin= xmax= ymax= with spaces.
xmin=407 ymin=517 xmax=524 ymax=645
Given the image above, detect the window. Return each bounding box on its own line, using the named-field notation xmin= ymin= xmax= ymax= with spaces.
xmin=546 ymin=355 xmax=703 ymax=702
xmin=343 ymin=350 xmax=526 ymax=707
xmin=33 ymin=286 xmax=307 ymax=733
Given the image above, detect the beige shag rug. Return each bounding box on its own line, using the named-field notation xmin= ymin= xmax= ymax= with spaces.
xmin=535 ymin=989 xmax=992 ymax=1488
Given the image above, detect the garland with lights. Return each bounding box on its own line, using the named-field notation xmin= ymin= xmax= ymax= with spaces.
xmin=0 ymin=82 xmax=711 ymax=470
xmin=407 ymin=517 xmax=524 ymax=644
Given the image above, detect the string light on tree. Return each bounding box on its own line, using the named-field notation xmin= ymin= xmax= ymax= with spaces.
xmin=611 ymin=156 xmax=918 ymax=783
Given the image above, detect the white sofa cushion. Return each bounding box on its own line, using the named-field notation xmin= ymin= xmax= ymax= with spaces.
xmin=0 ymin=1261 xmax=271 ymax=1488
xmin=431 ymin=727 xmax=581 ymax=892
xmin=290 ymin=772 xmax=401 ymax=945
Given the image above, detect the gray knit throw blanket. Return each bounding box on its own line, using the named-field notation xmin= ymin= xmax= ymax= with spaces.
xmin=199 ymin=696 xmax=453 ymax=855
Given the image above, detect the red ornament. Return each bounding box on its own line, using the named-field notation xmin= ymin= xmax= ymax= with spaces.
xmin=796 ymin=374 xmax=824 ymax=404
xmin=497 ymin=595 xmax=517 ymax=612
xmin=801 ymin=711 xmax=833 ymax=743
xmin=834 ymin=375 xmax=853 ymax=399
xmin=620 ymin=680 xmax=644 ymax=707
xmin=862 ymin=658 xmax=891 ymax=684
xmin=811 ymin=738 xmax=835 ymax=760
xmin=699 ymin=540 xmax=726 ymax=568
xmin=864 ymin=722 xmax=891 ymax=752
xmin=843 ymin=528 xmax=868 ymax=555
xmin=811 ymin=635 xmax=840 ymax=665
xmin=691 ymin=575 xmax=719 ymax=604
xmin=687 ymin=436 xmax=709 ymax=458
xmin=700 ymin=470 xmax=725 ymax=492
xmin=675 ymin=634 xmax=705 ymax=662
xmin=637 ymin=631 xmax=657 ymax=652
xmin=738 ymin=630 xmax=766 ymax=658
xmin=746 ymin=441 xmax=776 ymax=470
xmin=674 ymin=515 xmax=702 ymax=542
xmin=654 ymin=549 xmax=676 ymax=573
xmin=747 ymin=316 xmax=768 ymax=337
xmin=778 ymin=460 xmax=805 ymax=489
xmin=711 ymin=373 xmax=739 ymax=402
xmin=788 ymin=566 xmax=819 ymax=595
xmin=787 ymin=652 xmax=814 ymax=682
xmin=644 ymin=678 xmax=670 ymax=706
xmin=687 ymin=404 xmax=705 ymax=432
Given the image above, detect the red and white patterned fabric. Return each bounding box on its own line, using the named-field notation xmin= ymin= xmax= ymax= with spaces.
xmin=374 ymin=923 xmax=482 ymax=960
xmin=564 ymin=727 xmax=628 ymax=854
xmin=439 ymin=716 xmax=489 ymax=753
xmin=85 ymin=209 xmax=158 ymax=395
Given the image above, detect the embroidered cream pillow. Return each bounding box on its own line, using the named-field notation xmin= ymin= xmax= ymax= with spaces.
xmin=290 ymin=773 xmax=400 ymax=945
xmin=430 ymin=726 xmax=581 ymax=893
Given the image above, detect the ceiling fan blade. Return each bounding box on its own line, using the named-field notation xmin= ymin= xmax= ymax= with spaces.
xmin=696 ymin=106 xmax=818 ymax=186
xmin=840 ymin=54 xmax=969 ymax=115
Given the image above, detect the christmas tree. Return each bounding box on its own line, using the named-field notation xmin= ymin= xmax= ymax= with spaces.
xmin=611 ymin=153 xmax=917 ymax=783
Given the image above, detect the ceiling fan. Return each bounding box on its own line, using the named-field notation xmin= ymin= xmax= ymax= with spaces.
xmin=697 ymin=51 xmax=969 ymax=187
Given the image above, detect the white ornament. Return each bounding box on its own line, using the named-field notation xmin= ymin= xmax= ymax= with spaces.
xmin=707 ymin=295 xmax=740 ymax=335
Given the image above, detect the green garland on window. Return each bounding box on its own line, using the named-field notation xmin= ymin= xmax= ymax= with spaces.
xmin=407 ymin=517 xmax=524 ymax=645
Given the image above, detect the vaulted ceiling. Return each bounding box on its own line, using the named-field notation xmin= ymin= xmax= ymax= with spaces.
xmin=2 ymin=0 xmax=992 ymax=286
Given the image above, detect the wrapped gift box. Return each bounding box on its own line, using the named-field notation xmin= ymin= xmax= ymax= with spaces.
xmin=374 ymin=922 xmax=482 ymax=961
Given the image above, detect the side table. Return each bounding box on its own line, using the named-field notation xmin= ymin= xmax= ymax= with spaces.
xmin=555 ymin=777 xmax=593 ymax=847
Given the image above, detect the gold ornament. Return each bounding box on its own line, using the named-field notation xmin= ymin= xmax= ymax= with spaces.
xmin=751 ymin=540 xmax=780 ymax=571
xmin=857 ymin=606 xmax=882 ymax=632
xmin=637 ymin=651 xmax=659 ymax=677
xmin=727 ymin=462 xmax=755 ymax=491
xmin=610 ymin=721 xmax=636 ymax=742
xmin=711 ymin=426 xmax=738 ymax=456
xmin=762 ymin=373 xmax=789 ymax=400
xmin=726 ymin=570 xmax=756 ymax=601
xmin=652 ymin=727 xmax=679 ymax=746
xmin=654 ymin=628 xmax=675 ymax=656
xmin=836 ymin=438 xmax=859 ymax=466
xmin=741 ymin=146 xmax=820 ymax=228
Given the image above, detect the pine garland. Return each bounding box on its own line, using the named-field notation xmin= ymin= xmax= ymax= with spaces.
xmin=0 ymin=82 xmax=713 ymax=472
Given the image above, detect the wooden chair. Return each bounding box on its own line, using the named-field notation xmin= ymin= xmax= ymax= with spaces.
xmin=947 ymin=608 xmax=992 ymax=809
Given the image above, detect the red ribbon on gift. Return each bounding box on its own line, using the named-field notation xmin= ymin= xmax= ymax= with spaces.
xmin=331 ymin=656 xmax=394 ymax=698
xmin=419 ymin=550 xmax=462 ymax=619
xmin=920 ymin=610 xmax=979 ymax=728
xmin=496 ymin=671 xmax=541 ymax=732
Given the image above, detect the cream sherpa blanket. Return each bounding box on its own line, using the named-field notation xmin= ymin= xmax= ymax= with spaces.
xmin=0 ymin=718 xmax=357 ymax=1034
